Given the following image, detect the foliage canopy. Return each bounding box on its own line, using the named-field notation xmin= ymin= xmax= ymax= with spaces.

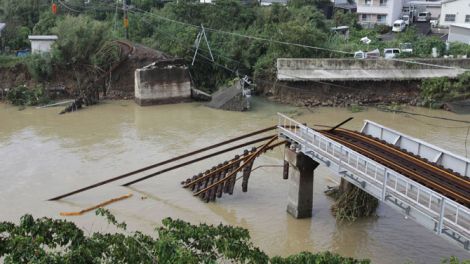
xmin=0 ymin=210 xmax=371 ymax=264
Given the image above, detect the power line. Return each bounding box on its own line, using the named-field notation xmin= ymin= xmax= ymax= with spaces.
xmin=59 ymin=1 xmax=470 ymax=72
xmin=130 ymin=6 xmax=353 ymax=56
xmin=377 ymin=106 xmax=470 ymax=124
xmin=129 ymin=6 xmax=470 ymax=71
xmin=57 ymin=0 xmax=82 ymax=13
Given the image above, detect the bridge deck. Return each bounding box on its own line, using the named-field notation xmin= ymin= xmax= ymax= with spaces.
xmin=321 ymin=129 xmax=470 ymax=206
xmin=277 ymin=113 xmax=470 ymax=251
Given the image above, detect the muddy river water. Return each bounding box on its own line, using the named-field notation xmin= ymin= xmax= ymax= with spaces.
xmin=1 ymin=98 xmax=470 ymax=263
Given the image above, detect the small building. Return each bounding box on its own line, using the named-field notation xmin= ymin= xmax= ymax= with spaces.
xmin=448 ymin=24 xmax=470 ymax=44
xmin=134 ymin=60 xmax=192 ymax=106
xmin=28 ymin=35 xmax=58 ymax=54
xmin=440 ymin=0 xmax=470 ymax=27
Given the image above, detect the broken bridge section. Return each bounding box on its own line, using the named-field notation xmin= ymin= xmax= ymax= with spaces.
xmin=181 ymin=137 xmax=286 ymax=202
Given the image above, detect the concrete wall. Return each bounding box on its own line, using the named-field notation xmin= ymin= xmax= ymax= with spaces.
xmin=277 ymin=58 xmax=470 ymax=81
xmin=135 ymin=61 xmax=192 ymax=106
xmin=448 ymin=25 xmax=470 ymax=44
xmin=30 ymin=40 xmax=55 ymax=54
xmin=440 ymin=0 xmax=470 ymax=27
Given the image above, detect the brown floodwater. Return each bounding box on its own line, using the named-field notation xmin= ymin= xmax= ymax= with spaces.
xmin=1 ymin=98 xmax=469 ymax=263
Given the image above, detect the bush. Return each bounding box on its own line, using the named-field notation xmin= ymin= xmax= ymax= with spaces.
xmin=25 ymin=53 xmax=53 ymax=81
xmin=51 ymin=15 xmax=111 ymax=67
xmin=6 ymin=84 xmax=49 ymax=106
xmin=414 ymin=36 xmax=446 ymax=57
xmin=448 ymin=42 xmax=470 ymax=57
xmin=0 ymin=211 xmax=372 ymax=263
xmin=420 ymin=72 xmax=470 ymax=104
xmin=374 ymin=24 xmax=390 ymax=34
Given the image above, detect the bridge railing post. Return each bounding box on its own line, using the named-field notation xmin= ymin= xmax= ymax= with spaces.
xmin=382 ymin=169 xmax=388 ymax=201
xmin=437 ymin=198 xmax=446 ymax=235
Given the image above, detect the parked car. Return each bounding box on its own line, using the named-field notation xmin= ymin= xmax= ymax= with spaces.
xmin=384 ymin=48 xmax=400 ymax=59
xmin=402 ymin=15 xmax=411 ymax=26
xmin=392 ymin=20 xmax=407 ymax=32
xmin=417 ymin=12 xmax=431 ymax=22
xmin=354 ymin=49 xmax=380 ymax=59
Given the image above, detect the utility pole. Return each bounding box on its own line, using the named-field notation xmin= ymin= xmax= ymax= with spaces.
xmin=123 ymin=0 xmax=129 ymax=39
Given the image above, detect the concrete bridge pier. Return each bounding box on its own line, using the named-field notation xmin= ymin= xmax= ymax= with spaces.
xmin=284 ymin=146 xmax=319 ymax=218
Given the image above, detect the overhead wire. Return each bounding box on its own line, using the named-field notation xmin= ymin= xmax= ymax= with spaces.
xmin=59 ymin=3 xmax=470 ymax=128
xmin=126 ymin=8 xmax=353 ymax=96
xmin=57 ymin=0 xmax=470 ymax=72
xmin=57 ymin=0 xmax=82 ymax=13
xmin=129 ymin=6 xmax=470 ymax=71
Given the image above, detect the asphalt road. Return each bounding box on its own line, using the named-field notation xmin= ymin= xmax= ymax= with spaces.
xmin=380 ymin=21 xmax=432 ymax=41
xmin=412 ymin=21 xmax=431 ymax=35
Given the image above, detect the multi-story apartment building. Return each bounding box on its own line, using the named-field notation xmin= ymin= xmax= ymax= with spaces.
xmin=439 ymin=0 xmax=470 ymax=27
xmin=357 ymin=0 xmax=404 ymax=27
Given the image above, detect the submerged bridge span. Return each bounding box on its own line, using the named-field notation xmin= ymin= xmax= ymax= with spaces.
xmin=277 ymin=113 xmax=470 ymax=251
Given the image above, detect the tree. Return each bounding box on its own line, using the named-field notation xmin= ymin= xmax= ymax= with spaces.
xmin=0 ymin=210 xmax=371 ymax=263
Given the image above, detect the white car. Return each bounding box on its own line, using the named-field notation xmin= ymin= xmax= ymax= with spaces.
xmin=417 ymin=12 xmax=431 ymax=22
xmin=392 ymin=20 xmax=406 ymax=32
xmin=384 ymin=48 xmax=400 ymax=59
xmin=354 ymin=49 xmax=380 ymax=59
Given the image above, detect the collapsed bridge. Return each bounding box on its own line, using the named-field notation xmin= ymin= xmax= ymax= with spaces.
xmin=49 ymin=114 xmax=470 ymax=252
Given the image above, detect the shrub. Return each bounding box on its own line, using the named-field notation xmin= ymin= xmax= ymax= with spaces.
xmin=448 ymin=42 xmax=470 ymax=57
xmin=0 ymin=211 xmax=372 ymax=263
xmin=374 ymin=24 xmax=390 ymax=34
xmin=6 ymin=84 xmax=49 ymax=106
xmin=51 ymin=15 xmax=111 ymax=67
xmin=25 ymin=53 xmax=52 ymax=81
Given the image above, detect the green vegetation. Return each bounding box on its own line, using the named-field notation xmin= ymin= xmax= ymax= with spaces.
xmin=0 ymin=0 xmax=468 ymax=96
xmin=5 ymin=84 xmax=50 ymax=106
xmin=420 ymin=72 xmax=470 ymax=105
xmin=348 ymin=103 xmax=365 ymax=113
xmin=25 ymin=53 xmax=52 ymax=81
xmin=0 ymin=55 xmax=24 ymax=68
xmin=0 ymin=209 xmax=370 ymax=263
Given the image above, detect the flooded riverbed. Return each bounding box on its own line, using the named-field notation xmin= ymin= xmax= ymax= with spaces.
xmin=1 ymin=98 xmax=469 ymax=263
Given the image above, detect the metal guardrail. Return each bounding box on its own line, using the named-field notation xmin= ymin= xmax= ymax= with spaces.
xmin=361 ymin=120 xmax=470 ymax=178
xmin=277 ymin=113 xmax=470 ymax=250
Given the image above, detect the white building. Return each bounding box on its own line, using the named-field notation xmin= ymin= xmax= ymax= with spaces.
xmin=357 ymin=0 xmax=404 ymax=27
xmin=405 ymin=1 xmax=442 ymax=19
xmin=448 ymin=24 xmax=470 ymax=44
xmin=440 ymin=0 xmax=470 ymax=27
xmin=28 ymin=35 xmax=58 ymax=54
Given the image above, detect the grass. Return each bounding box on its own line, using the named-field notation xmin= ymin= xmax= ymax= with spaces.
xmin=0 ymin=55 xmax=24 ymax=68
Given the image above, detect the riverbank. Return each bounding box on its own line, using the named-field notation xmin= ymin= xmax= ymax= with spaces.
xmin=257 ymin=80 xmax=422 ymax=108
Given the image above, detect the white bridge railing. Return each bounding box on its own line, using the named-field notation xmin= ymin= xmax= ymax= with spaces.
xmin=278 ymin=113 xmax=470 ymax=251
